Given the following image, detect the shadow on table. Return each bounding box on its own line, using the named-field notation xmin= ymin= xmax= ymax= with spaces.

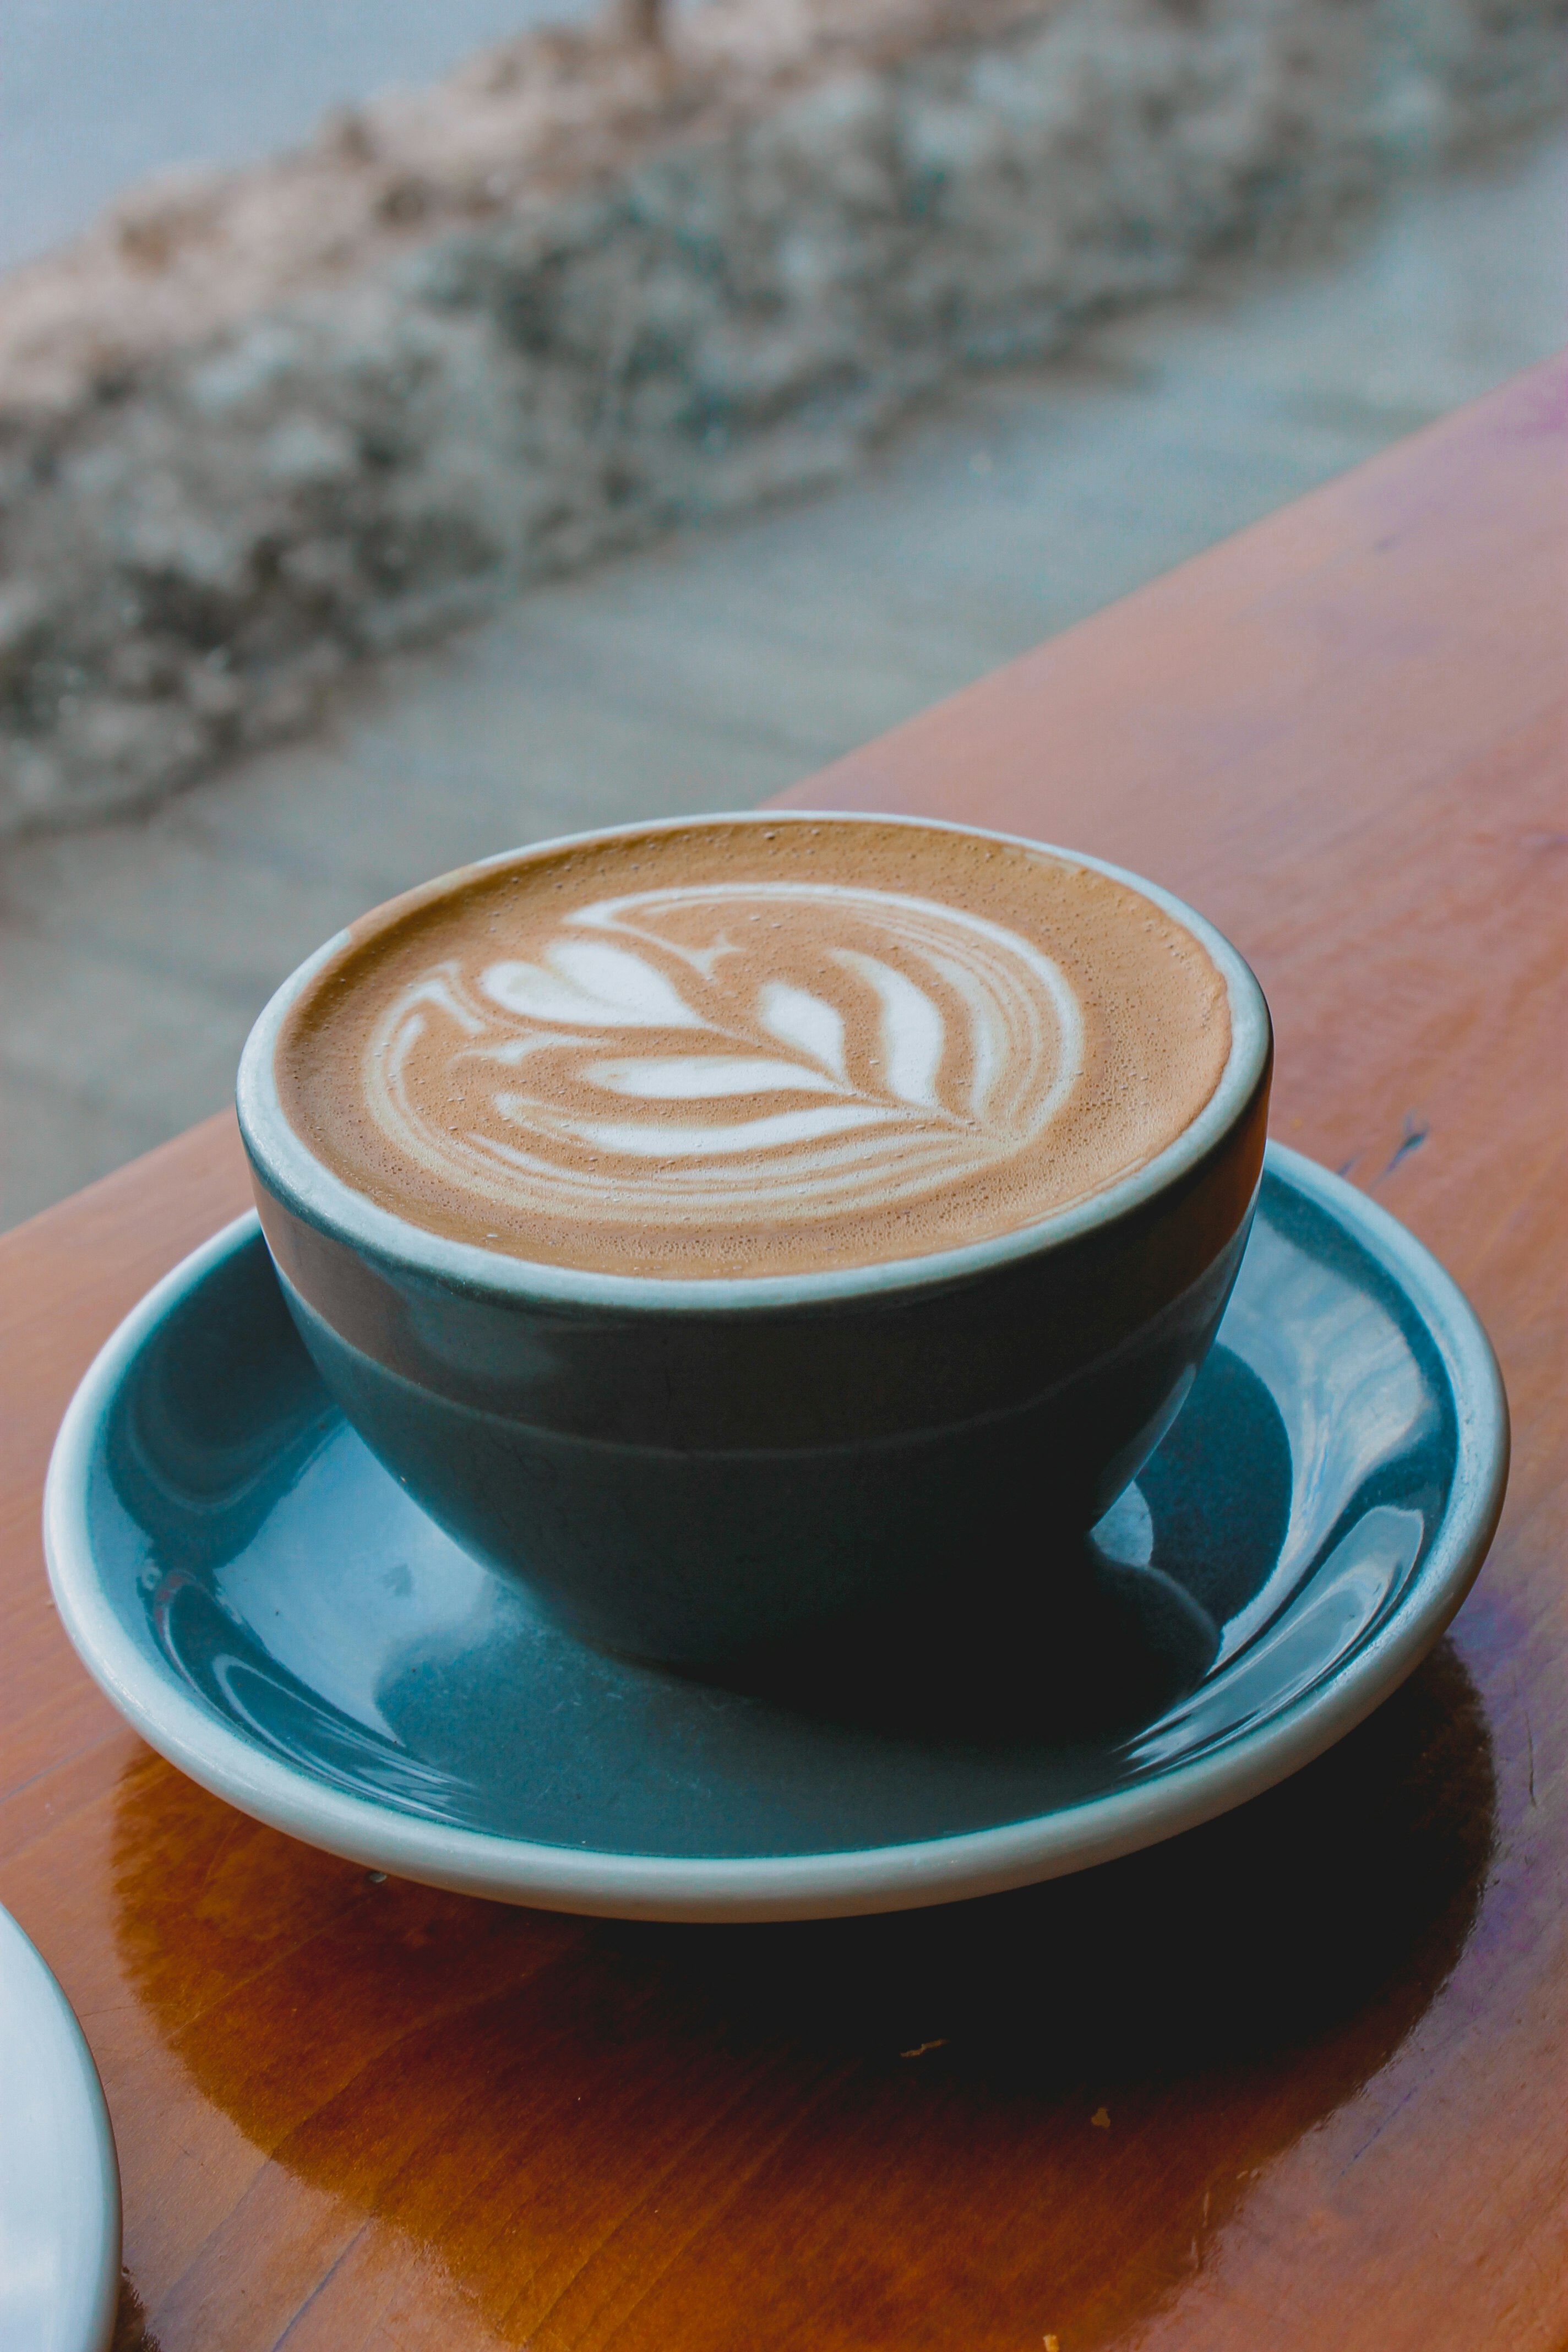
xmin=623 ymin=1636 xmax=1495 ymax=2081
xmin=112 ymin=1638 xmax=1494 ymax=2348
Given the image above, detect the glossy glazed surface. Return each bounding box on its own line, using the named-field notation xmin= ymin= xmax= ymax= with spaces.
xmin=0 ymin=1903 xmax=121 ymax=2352
xmin=45 ymin=1150 xmax=1502 ymax=1915
xmin=1 ymin=357 xmax=1561 ymax=2350
xmin=241 ymin=821 xmax=1270 ymax=1669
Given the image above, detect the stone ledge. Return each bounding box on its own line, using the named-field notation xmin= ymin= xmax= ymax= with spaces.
xmin=1 ymin=0 xmax=1560 ymax=834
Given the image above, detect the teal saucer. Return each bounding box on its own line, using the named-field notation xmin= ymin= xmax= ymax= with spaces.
xmin=45 ymin=1145 xmax=1506 ymax=1921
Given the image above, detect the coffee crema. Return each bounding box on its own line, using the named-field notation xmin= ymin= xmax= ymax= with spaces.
xmin=275 ymin=818 xmax=1232 ymax=1276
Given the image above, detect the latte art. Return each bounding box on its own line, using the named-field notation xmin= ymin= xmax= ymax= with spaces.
xmin=274 ymin=817 xmax=1233 ymax=1275
xmin=366 ymin=883 xmax=1084 ymax=1231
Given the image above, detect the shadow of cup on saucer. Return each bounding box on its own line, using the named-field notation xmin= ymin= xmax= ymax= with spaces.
xmin=109 ymin=1636 xmax=1494 ymax=2348
xmin=715 ymin=1545 xmax=1224 ymax=1747
xmin=721 ymin=1342 xmax=1291 ymax=1746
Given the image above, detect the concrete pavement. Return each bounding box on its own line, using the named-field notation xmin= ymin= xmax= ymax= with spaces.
xmin=2 ymin=128 xmax=1561 ymax=1227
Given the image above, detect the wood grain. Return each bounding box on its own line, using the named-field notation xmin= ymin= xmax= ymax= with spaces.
xmin=1 ymin=357 xmax=1562 ymax=2352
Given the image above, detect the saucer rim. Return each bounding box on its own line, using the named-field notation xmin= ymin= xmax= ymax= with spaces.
xmin=43 ymin=1144 xmax=1510 ymax=1922
xmin=0 ymin=1903 xmax=122 ymax=2352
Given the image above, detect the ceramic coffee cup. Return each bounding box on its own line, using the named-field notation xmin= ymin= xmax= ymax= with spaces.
xmin=237 ymin=815 xmax=1271 ymax=1673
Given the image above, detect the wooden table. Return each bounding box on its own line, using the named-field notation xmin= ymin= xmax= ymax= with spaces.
xmin=3 ymin=357 xmax=1563 ymax=2352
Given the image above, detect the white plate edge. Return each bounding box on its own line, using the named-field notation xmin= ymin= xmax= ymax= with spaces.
xmin=0 ymin=1903 xmax=122 ymax=2352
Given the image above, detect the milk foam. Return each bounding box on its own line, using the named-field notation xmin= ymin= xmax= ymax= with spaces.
xmin=363 ymin=881 xmax=1084 ymax=1231
xmin=275 ymin=819 xmax=1233 ymax=1276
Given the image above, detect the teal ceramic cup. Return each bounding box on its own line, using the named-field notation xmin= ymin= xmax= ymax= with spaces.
xmin=237 ymin=818 xmax=1272 ymax=1674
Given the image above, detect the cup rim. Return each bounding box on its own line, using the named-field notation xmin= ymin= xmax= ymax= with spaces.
xmin=237 ymin=810 xmax=1272 ymax=1313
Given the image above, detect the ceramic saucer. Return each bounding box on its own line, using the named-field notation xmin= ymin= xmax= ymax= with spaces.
xmin=45 ymin=1144 xmax=1506 ymax=1923
xmin=0 ymin=1904 xmax=121 ymax=2352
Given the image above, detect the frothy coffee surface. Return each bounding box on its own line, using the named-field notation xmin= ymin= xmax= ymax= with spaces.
xmin=276 ymin=818 xmax=1231 ymax=1276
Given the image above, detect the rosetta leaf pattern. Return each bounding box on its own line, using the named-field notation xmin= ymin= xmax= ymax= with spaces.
xmin=363 ymin=881 xmax=1082 ymax=1229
